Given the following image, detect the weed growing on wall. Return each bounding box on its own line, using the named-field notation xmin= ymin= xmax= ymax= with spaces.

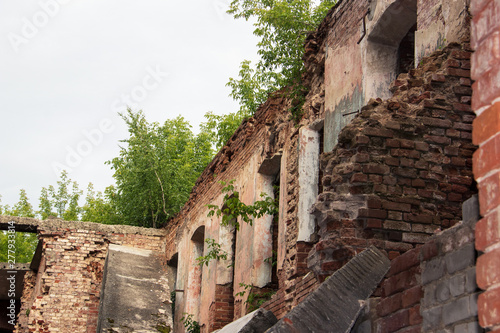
xmin=207 ymin=180 xmax=278 ymax=230
xmin=181 ymin=313 xmax=200 ymax=333
xmin=196 ymin=238 xmax=229 ymax=266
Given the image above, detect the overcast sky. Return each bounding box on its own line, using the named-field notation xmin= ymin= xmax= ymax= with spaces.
xmin=0 ymin=0 xmax=260 ymax=208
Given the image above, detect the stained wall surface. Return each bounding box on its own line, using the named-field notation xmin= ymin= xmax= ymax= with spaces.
xmin=1 ymin=0 xmax=491 ymax=331
xmin=164 ymin=0 xmax=476 ymax=332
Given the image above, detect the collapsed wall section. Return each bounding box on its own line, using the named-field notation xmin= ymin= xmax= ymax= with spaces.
xmin=310 ymin=43 xmax=476 ymax=278
xmin=0 ymin=216 xmax=166 ymax=333
xmin=354 ymin=196 xmax=481 ymax=333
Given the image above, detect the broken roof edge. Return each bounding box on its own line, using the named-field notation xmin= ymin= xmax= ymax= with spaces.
xmin=0 ymin=215 xmax=167 ymax=236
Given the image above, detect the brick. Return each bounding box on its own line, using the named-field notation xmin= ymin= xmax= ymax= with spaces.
xmin=363 ymin=127 xmax=394 ymax=138
xmin=477 ymin=171 xmax=500 ymax=216
xmin=443 ymin=295 xmax=473 ymax=326
xmin=402 ymin=286 xmax=423 ymax=308
xmin=384 ymin=309 xmax=409 ymax=333
xmin=377 ymin=293 xmax=402 ymax=317
xmin=472 ymin=0 xmax=500 ymax=49
xmin=476 ymin=210 xmax=500 ymax=251
xmin=351 ymin=173 xmax=368 ymax=183
xmin=363 ymin=163 xmax=390 ymax=174
xmin=386 ymin=138 xmax=401 ymax=147
xmin=450 ymin=274 xmax=466 ymax=297
xmin=415 ymin=141 xmax=429 ymax=151
xmin=446 ymin=67 xmax=471 ymax=77
xmin=460 ymin=77 xmax=472 ymax=86
xmin=478 ymin=287 xmax=500 ymax=328
xmin=472 ymin=68 xmax=500 ymax=111
xmin=422 ymin=257 xmax=446 ymax=285
xmin=408 ymin=305 xmax=422 ymax=326
xmin=445 ymin=243 xmax=476 ymax=274
xmin=421 ymin=306 xmax=442 ymax=331
xmin=388 ymin=211 xmax=403 ymax=220
xmin=431 ymin=73 xmax=446 ymax=82
xmin=473 ymin=102 xmax=500 ymax=145
xmin=382 ymin=201 xmax=411 ymax=212
xmin=477 ymin=247 xmax=500 ymax=289
xmin=446 ymin=58 xmax=461 ymax=68
xmin=382 ymin=267 xmax=420 ymax=297
xmin=387 ymin=248 xmax=419 ymax=277
xmin=454 ymin=103 xmax=473 ymax=112
xmin=454 ymin=85 xmax=473 ymax=96
xmin=394 ymin=167 xmax=418 ymax=179
xmin=384 ymin=220 xmax=411 ymax=232
xmin=420 ymin=241 xmax=438 ymax=261
xmin=359 ymin=208 xmax=388 ymax=219
xmin=436 ymin=279 xmax=451 ymax=302
xmin=472 ymin=32 xmax=500 ymax=79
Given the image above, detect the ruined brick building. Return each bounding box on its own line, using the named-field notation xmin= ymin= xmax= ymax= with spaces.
xmin=2 ymin=0 xmax=500 ymax=332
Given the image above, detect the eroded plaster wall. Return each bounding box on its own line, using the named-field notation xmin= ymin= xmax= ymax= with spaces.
xmin=324 ymin=0 xmax=470 ymax=151
xmin=164 ymin=1 xmax=474 ymax=332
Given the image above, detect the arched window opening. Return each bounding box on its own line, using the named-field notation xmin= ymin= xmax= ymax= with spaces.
xmin=186 ymin=226 xmax=205 ymax=321
xmin=363 ymin=0 xmax=417 ymax=100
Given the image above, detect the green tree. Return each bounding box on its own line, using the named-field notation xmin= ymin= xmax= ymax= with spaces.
xmin=227 ymin=0 xmax=337 ymax=117
xmin=81 ymin=183 xmax=122 ymax=224
xmin=201 ymin=111 xmax=248 ymax=151
xmin=0 ymin=189 xmax=39 ymax=263
xmin=38 ymin=170 xmax=83 ymax=220
xmin=11 ymin=189 xmax=36 ymax=217
xmin=107 ymin=109 xmax=214 ymax=228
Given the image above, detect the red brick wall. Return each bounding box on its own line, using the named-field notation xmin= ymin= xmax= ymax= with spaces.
xmin=208 ymin=284 xmax=234 ymax=332
xmin=471 ymin=0 xmax=500 ymax=330
xmin=12 ymin=221 xmax=165 ymax=333
xmin=375 ymin=247 xmax=424 ymax=333
xmin=310 ymin=43 xmax=477 ymax=278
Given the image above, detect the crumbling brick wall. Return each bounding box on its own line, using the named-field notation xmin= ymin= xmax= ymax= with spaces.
xmin=363 ymin=196 xmax=481 ymax=333
xmin=2 ymin=217 xmax=166 ymax=333
xmin=162 ymin=0 xmax=476 ymax=330
xmin=310 ymin=43 xmax=477 ymax=278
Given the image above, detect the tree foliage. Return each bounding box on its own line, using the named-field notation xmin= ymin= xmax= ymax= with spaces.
xmin=80 ymin=183 xmax=122 ymax=224
xmin=207 ymin=180 xmax=278 ymax=230
xmin=107 ymin=109 xmax=214 ymax=228
xmin=38 ymin=170 xmax=83 ymax=220
xmin=0 ymin=189 xmax=38 ymax=263
xmin=226 ymin=0 xmax=337 ymax=117
xmin=201 ymin=111 xmax=248 ymax=151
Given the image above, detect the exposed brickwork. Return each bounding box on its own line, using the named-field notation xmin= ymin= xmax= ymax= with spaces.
xmin=0 ymin=0 xmax=483 ymax=331
xmin=471 ymin=0 xmax=500 ymax=330
xmin=310 ymin=43 xmax=477 ymax=277
xmin=370 ymin=198 xmax=480 ymax=333
xmin=420 ymin=217 xmax=480 ymax=331
xmin=260 ymin=272 xmax=320 ymax=320
xmin=1 ymin=217 xmax=166 ymax=333
xmin=208 ymin=284 xmax=234 ymax=332
xmin=375 ymin=247 xmax=423 ymax=333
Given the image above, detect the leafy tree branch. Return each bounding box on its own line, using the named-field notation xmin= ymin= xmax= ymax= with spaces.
xmin=207 ymin=180 xmax=278 ymax=230
xmin=196 ymin=238 xmax=229 ymax=266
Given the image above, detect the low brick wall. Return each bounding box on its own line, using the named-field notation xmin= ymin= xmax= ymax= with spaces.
xmin=0 ymin=216 xmax=167 ymax=333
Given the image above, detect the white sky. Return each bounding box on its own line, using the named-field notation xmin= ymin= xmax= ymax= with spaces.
xmin=0 ymin=0 xmax=260 ymax=208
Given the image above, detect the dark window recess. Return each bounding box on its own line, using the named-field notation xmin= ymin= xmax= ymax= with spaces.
xmin=398 ymin=23 xmax=417 ymax=75
xmin=270 ymin=174 xmax=280 ymax=289
xmin=318 ymin=128 xmax=325 ymax=195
